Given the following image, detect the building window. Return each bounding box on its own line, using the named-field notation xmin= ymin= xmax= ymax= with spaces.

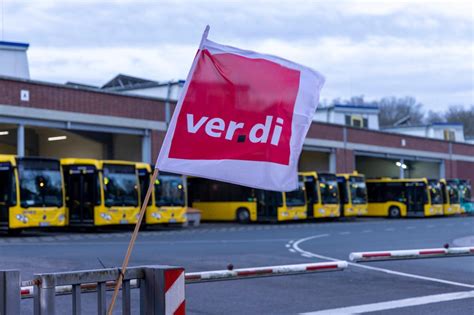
xmin=345 ymin=115 xmax=368 ymax=128
xmin=443 ymin=129 xmax=456 ymax=141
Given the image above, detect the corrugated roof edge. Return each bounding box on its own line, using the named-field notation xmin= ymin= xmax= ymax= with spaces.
xmin=0 ymin=75 xmax=172 ymax=103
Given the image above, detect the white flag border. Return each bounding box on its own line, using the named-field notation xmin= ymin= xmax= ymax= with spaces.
xmin=156 ymin=26 xmax=325 ymax=192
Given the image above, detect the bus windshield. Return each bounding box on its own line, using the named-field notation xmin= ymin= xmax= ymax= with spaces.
xmin=138 ymin=169 xmax=152 ymax=206
xmin=428 ymin=181 xmax=443 ymax=205
xmin=155 ymin=175 xmax=185 ymax=206
xmin=446 ymin=182 xmax=460 ymax=204
xmin=285 ymin=177 xmax=306 ymax=207
xmin=460 ymin=180 xmax=472 ymax=202
xmin=18 ymin=159 xmax=63 ymax=208
xmin=103 ymin=164 xmax=138 ymax=207
xmin=349 ymin=176 xmax=367 ymax=204
xmin=319 ymin=175 xmax=339 ymax=204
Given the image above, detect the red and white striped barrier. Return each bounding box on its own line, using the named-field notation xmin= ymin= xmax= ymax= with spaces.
xmin=20 ymin=262 xmax=346 ymax=302
xmin=350 ymin=247 xmax=474 ymax=262
xmin=164 ymin=268 xmax=186 ymax=315
xmin=185 ymin=261 xmax=348 ymax=283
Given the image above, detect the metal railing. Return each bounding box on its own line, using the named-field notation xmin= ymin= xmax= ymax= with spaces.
xmin=1 ymin=265 xmax=184 ymax=315
xmin=2 ymin=261 xmax=348 ymax=314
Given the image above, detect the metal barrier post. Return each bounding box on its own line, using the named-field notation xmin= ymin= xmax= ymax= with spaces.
xmin=139 ymin=278 xmax=146 ymax=315
xmin=0 ymin=270 xmax=20 ymax=315
xmin=143 ymin=266 xmax=185 ymax=315
xmin=35 ymin=274 xmax=56 ymax=315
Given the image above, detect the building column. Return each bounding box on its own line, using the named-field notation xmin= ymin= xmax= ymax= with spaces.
xmin=141 ymin=130 xmax=152 ymax=164
xmin=17 ymin=124 xmax=25 ymax=157
xmin=165 ymin=82 xmax=172 ymax=127
xmin=439 ymin=160 xmax=446 ymax=179
xmin=399 ymin=158 xmax=405 ymax=179
xmin=329 ymin=150 xmax=336 ymax=173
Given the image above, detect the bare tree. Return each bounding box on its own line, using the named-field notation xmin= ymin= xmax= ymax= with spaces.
xmin=330 ymin=95 xmax=377 ymax=106
xmin=377 ymin=96 xmax=424 ymax=127
xmin=425 ymin=110 xmax=445 ymax=124
xmin=445 ymin=105 xmax=474 ymax=137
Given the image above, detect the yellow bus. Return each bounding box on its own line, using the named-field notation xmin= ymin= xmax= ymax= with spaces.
xmin=458 ymin=179 xmax=472 ymax=213
xmin=61 ymin=158 xmax=140 ymax=226
xmin=136 ymin=163 xmax=187 ymax=225
xmin=366 ymin=178 xmax=444 ymax=217
xmin=301 ymin=172 xmax=340 ymax=218
xmin=440 ymin=179 xmax=461 ymax=215
xmin=0 ymin=155 xmax=66 ymax=232
xmin=187 ymin=176 xmax=307 ymax=223
xmin=337 ymin=172 xmax=368 ymax=217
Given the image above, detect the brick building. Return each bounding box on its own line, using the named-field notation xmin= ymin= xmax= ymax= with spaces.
xmin=0 ymin=39 xmax=473 ymax=183
xmin=1 ymin=75 xmax=473 ymax=184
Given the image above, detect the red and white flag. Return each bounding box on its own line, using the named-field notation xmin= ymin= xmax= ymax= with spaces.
xmin=156 ymin=26 xmax=325 ymax=191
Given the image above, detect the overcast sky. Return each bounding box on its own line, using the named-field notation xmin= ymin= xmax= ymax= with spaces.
xmin=3 ymin=0 xmax=473 ymax=112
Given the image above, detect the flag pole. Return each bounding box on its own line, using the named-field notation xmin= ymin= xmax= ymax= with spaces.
xmin=107 ymin=26 xmax=210 ymax=313
xmin=107 ymin=167 xmax=159 ymax=315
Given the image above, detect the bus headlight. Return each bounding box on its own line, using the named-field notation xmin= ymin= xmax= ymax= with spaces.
xmin=58 ymin=214 xmax=65 ymax=222
xmin=16 ymin=214 xmax=28 ymax=223
xmin=282 ymin=211 xmax=289 ymax=217
xmin=429 ymin=208 xmax=434 ymax=213
xmin=151 ymin=212 xmax=162 ymax=219
xmin=448 ymin=207 xmax=452 ymax=212
xmin=100 ymin=213 xmax=112 ymax=221
xmin=319 ymin=208 xmax=325 ymax=214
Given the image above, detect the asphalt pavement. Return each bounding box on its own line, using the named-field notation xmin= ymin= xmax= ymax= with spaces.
xmin=0 ymin=216 xmax=473 ymax=314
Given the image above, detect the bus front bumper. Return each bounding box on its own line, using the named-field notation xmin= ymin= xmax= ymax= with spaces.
xmin=146 ymin=207 xmax=187 ymax=225
xmin=95 ymin=207 xmax=140 ymax=225
xmin=313 ymin=205 xmax=340 ymax=218
xmin=9 ymin=207 xmax=67 ymax=229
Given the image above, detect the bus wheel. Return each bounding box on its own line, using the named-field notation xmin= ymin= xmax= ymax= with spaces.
xmin=388 ymin=207 xmax=401 ymax=218
xmin=236 ymin=208 xmax=250 ymax=224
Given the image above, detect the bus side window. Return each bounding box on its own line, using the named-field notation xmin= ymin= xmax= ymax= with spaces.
xmin=208 ymin=180 xmax=232 ymax=202
xmin=196 ymin=179 xmax=211 ymax=202
xmin=188 ymin=179 xmax=201 ymax=202
xmin=367 ymin=182 xmax=382 ymax=202
xmin=384 ymin=183 xmax=404 ymax=202
xmin=229 ymin=184 xmax=252 ymax=202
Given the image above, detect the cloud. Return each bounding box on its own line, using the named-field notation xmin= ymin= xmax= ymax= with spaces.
xmin=5 ymin=0 xmax=474 ymax=111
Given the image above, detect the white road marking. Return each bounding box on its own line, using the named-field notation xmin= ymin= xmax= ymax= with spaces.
xmin=339 ymin=232 xmax=351 ymax=235
xmin=289 ymin=248 xmax=296 ymax=253
xmin=292 ymin=235 xmax=474 ymax=289
xmin=300 ymin=290 xmax=474 ymax=315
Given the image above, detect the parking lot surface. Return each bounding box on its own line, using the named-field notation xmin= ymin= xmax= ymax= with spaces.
xmin=1 ymin=216 xmax=473 ymax=314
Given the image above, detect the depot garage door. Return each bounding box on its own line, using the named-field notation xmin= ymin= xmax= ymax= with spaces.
xmin=355 ymin=155 xmax=441 ymax=179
